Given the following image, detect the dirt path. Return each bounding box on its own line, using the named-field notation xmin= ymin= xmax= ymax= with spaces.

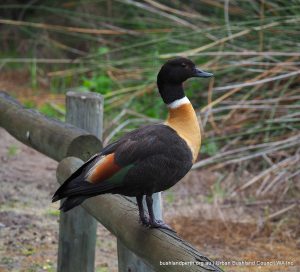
xmin=0 ymin=129 xmax=299 ymax=272
xmin=0 ymin=128 xmax=117 ymax=272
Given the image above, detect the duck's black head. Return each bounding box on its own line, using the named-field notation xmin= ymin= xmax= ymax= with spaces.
xmin=157 ymin=57 xmax=213 ymax=104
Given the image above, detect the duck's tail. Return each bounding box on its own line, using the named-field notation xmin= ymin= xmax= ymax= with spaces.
xmin=59 ymin=196 xmax=88 ymax=212
xmin=52 ymin=154 xmax=120 ymax=212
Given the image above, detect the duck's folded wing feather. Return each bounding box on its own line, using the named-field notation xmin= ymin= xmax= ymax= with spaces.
xmin=52 ymin=124 xmax=185 ymax=201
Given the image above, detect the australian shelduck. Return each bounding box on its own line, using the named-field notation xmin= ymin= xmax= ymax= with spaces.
xmin=52 ymin=57 xmax=213 ymax=230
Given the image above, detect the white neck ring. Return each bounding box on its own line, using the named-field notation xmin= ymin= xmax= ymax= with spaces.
xmin=167 ymin=96 xmax=190 ymax=109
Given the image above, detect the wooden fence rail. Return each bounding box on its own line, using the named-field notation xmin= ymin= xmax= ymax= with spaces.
xmin=0 ymin=91 xmax=223 ymax=272
xmin=0 ymin=92 xmax=101 ymax=161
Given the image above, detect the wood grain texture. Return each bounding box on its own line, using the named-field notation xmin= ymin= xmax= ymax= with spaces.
xmin=0 ymin=91 xmax=101 ymax=162
xmin=57 ymin=92 xmax=103 ymax=272
xmin=66 ymin=91 xmax=104 ymax=141
xmin=57 ymin=157 xmax=223 ymax=272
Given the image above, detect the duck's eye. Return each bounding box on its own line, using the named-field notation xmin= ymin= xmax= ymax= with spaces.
xmin=181 ymin=63 xmax=187 ymax=67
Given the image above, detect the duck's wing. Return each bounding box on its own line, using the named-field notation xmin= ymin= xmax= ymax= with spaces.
xmin=52 ymin=124 xmax=174 ymax=203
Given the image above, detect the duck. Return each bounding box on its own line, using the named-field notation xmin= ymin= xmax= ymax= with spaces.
xmin=52 ymin=57 xmax=213 ymax=230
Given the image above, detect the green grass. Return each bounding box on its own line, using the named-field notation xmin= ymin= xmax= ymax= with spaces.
xmin=82 ymin=73 xmax=113 ymax=94
xmin=21 ymin=247 xmax=36 ymax=256
xmin=96 ymin=267 xmax=109 ymax=272
xmin=38 ymin=103 xmax=65 ymax=120
xmin=7 ymin=145 xmax=19 ymax=157
xmin=201 ymin=141 xmax=219 ymax=156
xmin=206 ymin=175 xmax=226 ymax=203
xmin=23 ymin=99 xmax=37 ymax=109
xmin=164 ymin=191 xmax=175 ymax=204
xmin=45 ymin=209 xmax=60 ymax=217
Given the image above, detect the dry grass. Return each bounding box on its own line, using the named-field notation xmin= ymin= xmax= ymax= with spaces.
xmin=0 ymin=2 xmax=299 ymax=269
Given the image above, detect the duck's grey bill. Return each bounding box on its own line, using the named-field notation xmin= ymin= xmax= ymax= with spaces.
xmin=194 ymin=68 xmax=213 ymax=78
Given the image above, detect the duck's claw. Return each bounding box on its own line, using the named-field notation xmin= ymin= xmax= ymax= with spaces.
xmin=148 ymin=219 xmax=176 ymax=232
xmin=139 ymin=216 xmax=150 ymax=227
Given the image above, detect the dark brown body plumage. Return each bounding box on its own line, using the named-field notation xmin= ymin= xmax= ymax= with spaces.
xmin=111 ymin=124 xmax=193 ymax=196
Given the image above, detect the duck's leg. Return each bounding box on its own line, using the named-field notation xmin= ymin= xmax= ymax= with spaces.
xmin=136 ymin=195 xmax=149 ymax=226
xmin=145 ymin=194 xmax=174 ymax=232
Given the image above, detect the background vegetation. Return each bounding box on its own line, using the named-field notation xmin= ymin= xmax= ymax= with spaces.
xmin=0 ymin=1 xmax=299 ymax=270
xmin=1 ymin=0 xmax=299 ymax=193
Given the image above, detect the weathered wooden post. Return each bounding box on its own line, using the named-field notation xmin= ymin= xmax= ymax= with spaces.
xmin=117 ymin=193 xmax=163 ymax=272
xmin=57 ymin=91 xmax=103 ymax=272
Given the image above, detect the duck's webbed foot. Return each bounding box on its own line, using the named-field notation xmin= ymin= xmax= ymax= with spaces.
xmin=148 ymin=218 xmax=174 ymax=232
xmin=139 ymin=214 xmax=149 ymax=227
